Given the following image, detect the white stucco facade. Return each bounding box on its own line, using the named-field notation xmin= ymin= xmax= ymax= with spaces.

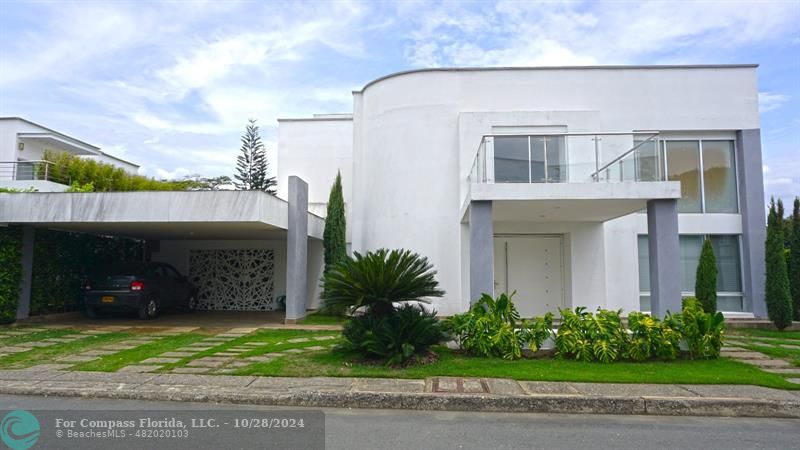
xmin=279 ymin=65 xmax=765 ymax=317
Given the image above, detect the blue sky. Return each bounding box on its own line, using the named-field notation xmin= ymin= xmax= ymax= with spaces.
xmin=0 ymin=0 xmax=797 ymax=204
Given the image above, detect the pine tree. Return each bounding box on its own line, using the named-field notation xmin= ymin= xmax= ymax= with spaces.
xmin=695 ymin=238 xmax=718 ymax=313
xmin=789 ymin=197 xmax=800 ymax=321
xmin=321 ymin=171 xmax=347 ymax=314
xmin=765 ymin=198 xmax=793 ymax=330
xmin=234 ymin=119 xmax=276 ymax=194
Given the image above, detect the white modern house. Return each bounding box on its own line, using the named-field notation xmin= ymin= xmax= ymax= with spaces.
xmin=2 ymin=65 xmax=768 ymax=322
xmin=0 ymin=117 xmax=139 ymax=191
xmin=277 ymin=65 xmax=766 ymax=319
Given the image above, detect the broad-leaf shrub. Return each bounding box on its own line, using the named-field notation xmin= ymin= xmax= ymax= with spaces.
xmin=444 ymin=292 xmax=553 ymax=360
xmin=556 ymin=307 xmax=627 ymax=363
xmin=0 ymin=226 xmax=23 ymax=323
xmin=339 ymin=304 xmax=444 ymax=366
xmin=672 ymin=297 xmax=725 ymax=359
xmin=625 ymin=312 xmax=680 ymax=361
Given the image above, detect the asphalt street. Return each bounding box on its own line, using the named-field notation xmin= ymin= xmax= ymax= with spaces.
xmin=1 ymin=394 xmax=797 ymax=450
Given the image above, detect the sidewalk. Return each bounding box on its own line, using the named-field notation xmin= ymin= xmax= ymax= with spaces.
xmin=1 ymin=369 xmax=798 ymax=419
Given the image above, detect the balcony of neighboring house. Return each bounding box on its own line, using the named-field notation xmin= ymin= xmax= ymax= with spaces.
xmin=463 ymin=131 xmax=681 ymax=223
xmin=0 ymin=159 xmax=71 ymax=192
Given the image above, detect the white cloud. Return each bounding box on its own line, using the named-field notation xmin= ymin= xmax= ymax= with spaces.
xmin=759 ymin=92 xmax=790 ymax=113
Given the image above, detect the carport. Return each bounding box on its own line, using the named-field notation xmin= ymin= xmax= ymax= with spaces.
xmin=1 ymin=176 xmax=324 ymax=323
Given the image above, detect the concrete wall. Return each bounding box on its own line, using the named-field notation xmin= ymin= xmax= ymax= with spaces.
xmin=347 ymin=66 xmax=759 ymax=315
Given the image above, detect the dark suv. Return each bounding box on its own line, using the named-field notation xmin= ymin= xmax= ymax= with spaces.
xmin=84 ymin=262 xmax=198 ymax=320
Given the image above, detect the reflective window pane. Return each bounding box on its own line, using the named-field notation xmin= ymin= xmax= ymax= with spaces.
xmin=680 ymin=235 xmax=703 ymax=293
xmin=718 ymin=295 xmax=744 ymax=312
xmin=640 ymin=295 xmax=651 ymax=312
xmin=702 ymin=140 xmax=738 ymax=213
xmin=531 ymin=137 xmax=545 ymax=182
xmin=666 ymin=141 xmax=702 ymax=213
xmin=634 ymin=140 xmax=660 ymax=181
xmin=545 ymin=136 xmax=566 ymax=182
xmin=494 ymin=137 xmax=529 ymax=183
xmin=711 ymin=235 xmax=742 ymax=293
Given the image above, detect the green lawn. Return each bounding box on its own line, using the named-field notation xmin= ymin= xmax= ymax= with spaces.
xmin=297 ymin=313 xmax=346 ymax=326
xmin=741 ymin=343 xmax=800 ymax=368
xmin=728 ymin=329 xmax=800 ymax=340
xmin=233 ymin=346 xmax=800 ymax=390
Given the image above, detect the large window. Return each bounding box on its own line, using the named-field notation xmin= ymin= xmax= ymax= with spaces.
xmin=637 ymin=234 xmax=744 ymax=312
xmin=494 ymin=136 xmax=567 ymax=183
xmin=664 ymin=139 xmax=738 ymax=213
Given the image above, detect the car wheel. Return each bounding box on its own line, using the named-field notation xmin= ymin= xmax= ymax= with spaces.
xmin=139 ymin=298 xmax=159 ymax=320
xmin=85 ymin=307 xmax=98 ymax=319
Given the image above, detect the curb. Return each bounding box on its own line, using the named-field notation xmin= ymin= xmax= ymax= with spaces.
xmin=1 ymin=384 xmax=798 ymax=419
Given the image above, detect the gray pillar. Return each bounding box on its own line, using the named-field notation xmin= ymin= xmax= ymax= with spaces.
xmin=16 ymin=226 xmax=35 ymax=320
xmin=469 ymin=201 xmax=494 ymax=304
xmin=647 ymin=199 xmax=681 ymax=318
xmin=736 ymin=129 xmax=767 ymax=318
xmin=285 ymin=176 xmax=308 ymax=323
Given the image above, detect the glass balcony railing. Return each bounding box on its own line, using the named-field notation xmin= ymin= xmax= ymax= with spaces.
xmin=468 ymin=132 xmax=665 ymax=184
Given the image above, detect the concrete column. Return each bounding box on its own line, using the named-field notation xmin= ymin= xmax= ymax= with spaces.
xmin=647 ymin=199 xmax=681 ymax=318
xmin=285 ymin=176 xmax=308 ymax=323
xmin=469 ymin=201 xmax=494 ymax=304
xmin=16 ymin=226 xmax=35 ymax=320
xmin=736 ymin=129 xmax=767 ymax=318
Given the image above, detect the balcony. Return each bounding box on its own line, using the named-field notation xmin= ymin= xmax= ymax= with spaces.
xmin=464 ymin=132 xmax=680 ymax=222
xmin=0 ymin=160 xmax=70 ymax=192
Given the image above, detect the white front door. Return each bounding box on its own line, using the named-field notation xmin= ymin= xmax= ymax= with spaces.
xmin=493 ymin=235 xmax=565 ymax=317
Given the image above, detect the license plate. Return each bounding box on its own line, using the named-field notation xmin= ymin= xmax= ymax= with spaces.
xmin=101 ymin=296 xmax=114 ymax=304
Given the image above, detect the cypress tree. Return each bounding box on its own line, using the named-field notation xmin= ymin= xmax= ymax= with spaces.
xmin=695 ymin=238 xmax=718 ymax=313
xmin=321 ymin=171 xmax=347 ymax=313
xmin=789 ymin=197 xmax=800 ymax=321
xmin=765 ymin=198 xmax=793 ymax=330
xmin=234 ymin=119 xmax=276 ymax=193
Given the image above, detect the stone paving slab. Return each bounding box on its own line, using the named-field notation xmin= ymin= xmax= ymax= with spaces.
xmin=16 ymin=341 xmax=56 ymax=348
xmin=55 ymin=371 xmax=158 ymax=384
xmin=282 ymin=348 xmax=305 ymax=354
xmin=170 ymin=367 xmax=210 ymax=374
xmin=149 ymin=374 xmax=256 ymax=387
xmin=352 ymin=378 xmax=427 ymax=394
xmin=483 ymin=378 xmax=525 ymax=396
xmin=44 ymin=337 xmax=80 ymax=343
xmin=141 ymin=357 xmax=182 ymax=364
xmin=118 ymin=365 xmax=162 ymax=373
xmin=762 ymin=368 xmax=800 ymax=375
xmin=787 ymin=378 xmax=800 ymax=384
xmin=313 ymin=335 xmax=337 ymax=341
xmin=214 ymin=352 xmax=242 ymax=357
xmin=721 ymin=346 xmax=747 ymax=352
xmin=186 ymin=359 xmax=229 ymax=368
xmin=520 ymin=381 xmax=582 ymax=395
xmin=570 ymin=382 xmax=698 ymax=398
xmin=245 ymin=356 xmax=274 ymax=363
xmin=722 ymin=351 xmax=769 ymax=359
xmin=160 ymin=352 xmax=197 ymax=358
xmin=679 ymin=384 xmax=800 ymax=401
xmin=747 ymin=359 xmax=793 ymax=368
xmin=2 ymin=347 xmax=31 ymax=353
xmin=80 ymin=350 xmax=119 ymax=357
xmin=102 ymin=344 xmax=139 ymax=351
xmin=305 ymin=345 xmax=326 ymax=351
xmin=26 ymin=364 xmax=74 ymax=371
xmin=0 ymin=370 xmax=67 ymax=381
xmin=287 ymin=337 xmax=310 ymax=343
xmin=248 ymin=376 xmax=356 ymax=392
xmin=780 ymin=344 xmax=800 ymax=350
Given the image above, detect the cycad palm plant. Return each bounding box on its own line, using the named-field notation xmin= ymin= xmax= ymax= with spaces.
xmin=321 ymin=248 xmax=445 ymax=317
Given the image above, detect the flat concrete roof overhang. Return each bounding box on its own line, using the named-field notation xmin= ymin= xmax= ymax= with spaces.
xmin=462 ymin=181 xmax=681 ymax=223
xmin=0 ymin=191 xmax=325 ymax=240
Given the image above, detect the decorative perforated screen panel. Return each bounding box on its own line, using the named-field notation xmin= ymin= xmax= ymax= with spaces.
xmin=189 ymin=249 xmax=276 ymax=311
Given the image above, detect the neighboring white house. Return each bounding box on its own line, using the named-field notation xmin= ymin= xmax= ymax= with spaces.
xmin=277 ymin=65 xmax=766 ymax=319
xmin=0 ymin=117 xmax=139 ymax=191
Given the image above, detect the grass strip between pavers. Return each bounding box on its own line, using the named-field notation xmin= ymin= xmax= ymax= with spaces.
xmin=233 ymin=346 xmax=800 ymax=390
xmin=0 ymin=332 xmax=133 ymax=369
xmin=741 ymin=343 xmax=800 ymax=368
xmin=73 ymin=333 xmax=209 ymax=372
xmin=728 ymin=329 xmax=800 ymax=340
xmin=0 ymin=329 xmax=80 ymax=346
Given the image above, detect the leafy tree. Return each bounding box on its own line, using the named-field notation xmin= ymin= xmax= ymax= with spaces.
xmin=234 ymin=119 xmax=276 ymax=193
xmin=181 ymin=174 xmax=233 ymax=190
xmin=321 ymin=248 xmax=445 ymax=317
xmin=765 ymin=198 xmax=793 ymax=330
xmin=322 ymin=171 xmax=347 ymax=308
xmin=695 ymin=238 xmax=718 ymax=313
xmin=790 ymin=197 xmax=800 ymax=321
